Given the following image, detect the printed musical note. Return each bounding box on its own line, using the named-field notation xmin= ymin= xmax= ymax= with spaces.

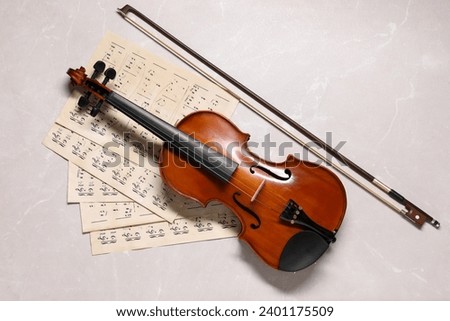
xmin=79 ymin=201 xmax=161 ymax=232
xmin=67 ymin=163 xmax=130 ymax=203
xmin=90 ymin=211 xmax=240 ymax=255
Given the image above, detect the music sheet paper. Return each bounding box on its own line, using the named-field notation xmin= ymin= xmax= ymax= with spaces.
xmin=90 ymin=204 xmax=239 ymax=255
xmin=67 ymin=162 xmax=130 ymax=203
xmin=79 ymin=201 xmax=160 ymax=232
xmin=43 ymin=32 xmax=241 ymax=254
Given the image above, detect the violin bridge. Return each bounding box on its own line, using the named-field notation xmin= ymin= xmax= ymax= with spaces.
xmin=251 ymin=179 xmax=266 ymax=203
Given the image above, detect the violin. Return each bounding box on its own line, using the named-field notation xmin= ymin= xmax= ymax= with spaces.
xmin=67 ymin=61 xmax=347 ymax=272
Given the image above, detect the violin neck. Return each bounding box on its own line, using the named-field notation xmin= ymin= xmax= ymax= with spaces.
xmin=105 ymin=92 xmax=238 ymax=182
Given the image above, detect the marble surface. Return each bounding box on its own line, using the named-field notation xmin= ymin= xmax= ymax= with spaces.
xmin=1 ymin=0 xmax=449 ymax=300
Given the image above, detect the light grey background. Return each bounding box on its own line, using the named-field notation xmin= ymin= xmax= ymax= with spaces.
xmin=1 ymin=0 xmax=449 ymax=300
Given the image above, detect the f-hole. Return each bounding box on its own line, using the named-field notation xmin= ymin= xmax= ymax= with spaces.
xmin=232 ymin=192 xmax=261 ymax=229
xmin=250 ymin=164 xmax=292 ymax=181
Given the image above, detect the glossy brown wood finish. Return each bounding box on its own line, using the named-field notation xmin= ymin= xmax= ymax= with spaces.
xmin=160 ymin=111 xmax=347 ymax=270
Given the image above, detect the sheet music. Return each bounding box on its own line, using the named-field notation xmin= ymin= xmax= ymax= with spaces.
xmin=68 ymin=163 xmax=130 ymax=203
xmin=43 ymin=32 xmax=240 ymax=253
xmin=79 ymin=201 xmax=161 ymax=232
xmin=90 ymin=206 xmax=240 ymax=255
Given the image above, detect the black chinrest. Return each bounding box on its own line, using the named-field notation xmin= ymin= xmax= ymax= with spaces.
xmin=278 ymin=230 xmax=329 ymax=272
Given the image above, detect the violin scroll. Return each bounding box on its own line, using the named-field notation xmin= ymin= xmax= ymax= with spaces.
xmin=67 ymin=61 xmax=116 ymax=116
xmin=67 ymin=66 xmax=88 ymax=87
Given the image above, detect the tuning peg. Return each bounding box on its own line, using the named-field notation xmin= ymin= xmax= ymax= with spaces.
xmin=89 ymin=67 xmax=115 ymax=116
xmin=92 ymin=61 xmax=106 ymax=79
xmin=102 ymin=68 xmax=116 ymax=85
xmin=90 ymin=100 xmax=103 ymax=117
xmin=77 ymin=61 xmax=107 ymax=108
xmin=77 ymin=95 xmax=90 ymax=107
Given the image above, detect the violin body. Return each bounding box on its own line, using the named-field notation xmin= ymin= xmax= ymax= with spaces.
xmin=160 ymin=111 xmax=347 ymax=271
